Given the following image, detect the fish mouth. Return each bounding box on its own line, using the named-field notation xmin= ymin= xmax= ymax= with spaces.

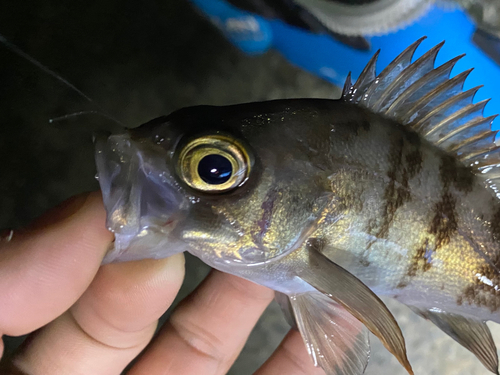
xmin=95 ymin=131 xmax=188 ymax=263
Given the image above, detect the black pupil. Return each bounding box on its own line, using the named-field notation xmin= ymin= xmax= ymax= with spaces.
xmin=198 ymin=154 xmax=232 ymax=185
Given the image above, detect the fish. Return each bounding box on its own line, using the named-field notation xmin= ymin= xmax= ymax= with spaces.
xmin=95 ymin=37 xmax=500 ymax=375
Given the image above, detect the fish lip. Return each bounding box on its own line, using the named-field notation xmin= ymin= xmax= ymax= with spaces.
xmin=95 ymin=130 xmax=187 ymax=263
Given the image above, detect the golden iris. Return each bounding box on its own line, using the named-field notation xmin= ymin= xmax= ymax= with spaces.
xmin=177 ymin=134 xmax=251 ymax=192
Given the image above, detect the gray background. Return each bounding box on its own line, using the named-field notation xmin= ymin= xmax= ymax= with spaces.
xmin=0 ymin=1 xmax=499 ymax=374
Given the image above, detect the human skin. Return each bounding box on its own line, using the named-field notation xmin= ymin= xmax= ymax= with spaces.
xmin=0 ymin=191 xmax=324 ymax=375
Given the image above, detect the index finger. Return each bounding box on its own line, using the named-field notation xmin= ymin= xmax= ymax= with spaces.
xmin=0 ymin=191 xmax=114 ymax=337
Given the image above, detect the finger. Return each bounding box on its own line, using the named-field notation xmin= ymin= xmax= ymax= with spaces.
xmin=9 ymin=254 xmax=185 ymax=375
xmin=0 ymin=192 xmax=114 ymax=337
xmin=255 ymin=330 xmax=325 ymax=375
xmin=128 ymin=271 xmax=275 ymax=375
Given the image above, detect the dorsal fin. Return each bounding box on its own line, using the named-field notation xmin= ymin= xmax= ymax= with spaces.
xmin=343 ymin=38 xmax=499 ymax=184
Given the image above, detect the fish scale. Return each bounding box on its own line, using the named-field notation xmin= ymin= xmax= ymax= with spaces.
xmin=316 ymin=107 xmax=491 ymax=314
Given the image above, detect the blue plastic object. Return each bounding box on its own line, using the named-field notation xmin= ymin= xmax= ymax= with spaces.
xmin=190 ymin=0 xmax=500 ymax=122
xmin=191 ymin=0 xmax=273 ymax=54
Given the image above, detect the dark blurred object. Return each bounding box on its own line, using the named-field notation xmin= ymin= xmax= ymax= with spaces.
xmin=226 ymin=0 xmax=371 ymax=50
xmin=221 ymin=0 xmax=500 ymax=55
xmin=457 ymin=0 xmax=500 ymax=38
xmin=291 ymin=0 xmax=433 ymax=36
xmin=227 ymin=0 xmax=433 ymax=36
xmin=227 ymin=0 xmax=500 ymax=39
xmin=473 ymin=28 xmax=500 ymax=66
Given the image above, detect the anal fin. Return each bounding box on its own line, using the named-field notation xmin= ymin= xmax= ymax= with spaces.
xmin=290 ymin=291 xmax=370 ymax=375
xmin=411 ymin=307 xmax=499 ymax=374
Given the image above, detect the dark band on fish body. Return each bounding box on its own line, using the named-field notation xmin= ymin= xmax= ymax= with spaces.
xmin=380 ymin=137 xmax=409 ymax=239
xmin=439 ymin=154 xmax=475 ymax=193
xmin=330 ymin=108 xmax=372 ymax=143
xmin=407 ymin=238 xmax=433 ymax=277
xmin=458 ymin=250 xmax=500 ymax=312
xmin=456 ymin=200 xmax=500 ymax=312
xmin=354 ymin=119 xmax=371 ymax=134
xmin=459 ymin=284 xmax=500 ymax=313
xmin=370 ymin=131 xmax=420 ymax=242
xmin=397 ymin=239 xmax=434 ymax=289
xmin=429 ymin=192 xmax=458 ymax=249
xmin=402 ymin=128 xmax=423 ymax=180
xmin=330 ymin=169 xmax=366 ymax=213
xmin=405 ymin=149 xmax=423 ymax=179
xmin=423 ymin=153 xmax=474 ymax=253
xmin=402 ymin=129 xmax=421 ymax=147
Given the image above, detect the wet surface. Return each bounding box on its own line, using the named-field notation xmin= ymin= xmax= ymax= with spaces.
xmin=0 ymin=1 xmax=499 ymax=374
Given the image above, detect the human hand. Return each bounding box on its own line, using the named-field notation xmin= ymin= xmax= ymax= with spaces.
xmin=0 ymin=192 xmax=325 ymax=374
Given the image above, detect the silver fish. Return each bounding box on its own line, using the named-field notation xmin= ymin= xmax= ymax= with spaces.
xmin=95 ymin=37 xmax=500 ymax=374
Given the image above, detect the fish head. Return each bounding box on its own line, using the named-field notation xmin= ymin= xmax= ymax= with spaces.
xmin=96 ymin=100 xmax=338 ymax=267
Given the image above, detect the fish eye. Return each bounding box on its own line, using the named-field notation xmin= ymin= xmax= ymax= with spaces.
xmin=198 ymin=154 xmax=232 ymax=184
xmin=176 ymin=134 xmax=251 ymax=193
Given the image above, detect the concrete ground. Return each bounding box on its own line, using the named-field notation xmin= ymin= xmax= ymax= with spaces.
xmin=0 ymin=1 xmax=499 ymax=374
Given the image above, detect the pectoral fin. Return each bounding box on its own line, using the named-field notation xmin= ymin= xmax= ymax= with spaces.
xmin=289 ymin=291 xmax=370 ymax=375
xmin=411 ymin=307 xmax=499 ymax=374
xmin=297 ymin=244 xmax=413 ymax=374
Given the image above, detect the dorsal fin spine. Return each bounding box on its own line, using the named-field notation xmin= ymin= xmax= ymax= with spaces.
xmin=343 ymin=39 xmax=499 ymax=183
xmin=385 ymin=54 xmax=464 ymax=115
xmin=346 ymin=50 xmax=380 ymax=103
xmin=420 ymin=85 xmax=481 ymax=130
xmin=407 ymin=69 xmax=474 ymax=128
xmin=372 ymin=42 xmax=444 ymax=112
xmin=434 ymin=106 xmax=492 ymax=150
xmin=374 ymin=37 xmax=426 ymax=81
xmin=342 ymin=71 xmax=353 ymax=98
xmin=480 ymin=164 xmax=500 ymax=180
xmin=452 ymin=130 xmax=497 ymax=153
xmin=362 ymin=38 xmax=425 ymax=106
xmin=425 ymin=90 xmax=485 ymax=138
xmin=461 ymin=117 xmax=500 ymax=162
